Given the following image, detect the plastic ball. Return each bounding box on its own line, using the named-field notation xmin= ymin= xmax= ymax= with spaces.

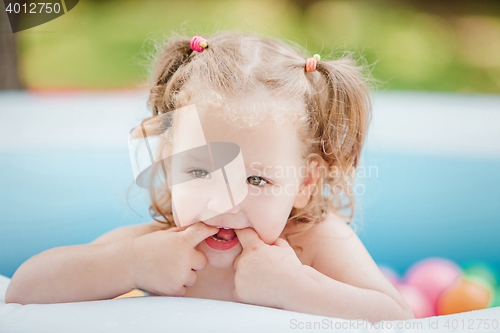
xmin=404 ymin=257 xmax=462 ymax=311
xmin=461 ymin=262 xmax=499 ymax=291
xmin=437 ymin=277 xmax=491 ymax=315
xmin=396 ymin=283 xmax=434 ymax=318
xmin=491 ymin=288 xmax=500 ymax=307
xmin=379 ymin=265 xmax=400 ymax=287
xmin=114 ymin=288 xmax=147 ymax=299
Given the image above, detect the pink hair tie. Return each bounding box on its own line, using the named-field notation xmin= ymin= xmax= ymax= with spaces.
xmin=190 ymin=36 xmax=208 ymax=53
xmin=306 ymin=54 xmax=321 ymax=73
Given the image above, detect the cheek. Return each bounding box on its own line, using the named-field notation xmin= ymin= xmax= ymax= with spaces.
xmin=171 ymin=187 xmax=200 ymax=227
xmin=172 ymin=184 xmax=212 ymax=227
xmin=170 ymin=182 xmax=218 ymax=227
xmin=244 ymin=185 xmax=296 ymax=244
xmin=172 ymin=172 xmax=235 ymax=227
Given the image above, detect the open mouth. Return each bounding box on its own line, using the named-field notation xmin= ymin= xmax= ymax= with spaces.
xmin=209 ymin=228 xmax=237 ymax=242
xmin=205 ymin=227 xmax=239 ymax=250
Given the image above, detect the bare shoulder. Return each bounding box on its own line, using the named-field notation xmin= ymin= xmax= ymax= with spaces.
xmin=306 ymin=213 xmax=354 ymax=239
xmin=302 ymin=212 xmax=376 ymax=281
xmin=299 ymin=213 xmax=412 ymax=313
xmin=90 ymin=220 xmax=170 ymax=245
xmin=282 ymin=213 xmax=350 ymax=266
xmin=288 ymin=214 xmax=380 ymax=287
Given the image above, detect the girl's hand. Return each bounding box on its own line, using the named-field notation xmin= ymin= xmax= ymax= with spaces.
xmin=232 ymin=228 xmax=308 ymax=309
xmin=131 ymin=222 xmax=219 ymax=296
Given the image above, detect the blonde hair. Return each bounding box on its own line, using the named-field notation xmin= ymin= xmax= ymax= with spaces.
xmin=135 ymin=31 xmax=372 ymax=252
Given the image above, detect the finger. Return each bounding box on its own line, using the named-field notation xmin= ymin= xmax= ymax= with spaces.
xmin=184 ymin=270 xmax=197 ymax=288
xmin=234 ymin=228 xmax=264 ymax=249
xmin=171 ymin=224 xmax=189 ymax=232
xmin=232 ymin=288 xmax=239 ymax=301
xmin=166 ymin=224 xmax=185 ymax=233
xmin=173 ymin=286 xmax=187 ymax=297
xmin=233 ymin=253 xmax=242 ymax=270
xmin=190 ymin=250 xmax=208 ymax=271
xmin=272 ymin=237 xmax=291 ymax=248
xmin=181 ymin=222 xmax=220 ymax=247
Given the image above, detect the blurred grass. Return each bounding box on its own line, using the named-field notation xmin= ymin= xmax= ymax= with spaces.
xmin=16 ymin=0 xmax=500 ymax=92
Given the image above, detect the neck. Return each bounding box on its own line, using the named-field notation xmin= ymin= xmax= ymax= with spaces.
xmin=201 ymin=263 xmax=235 ymax=279
xmin=186 ymin=262 xmax=236 ymax=301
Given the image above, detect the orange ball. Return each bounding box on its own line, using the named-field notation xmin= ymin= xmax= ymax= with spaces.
xmin=437 ymin=277 xmax=491 ymax=315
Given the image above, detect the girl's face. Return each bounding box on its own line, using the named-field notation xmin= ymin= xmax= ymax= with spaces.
xmin=168 ymin=105 xmax=310 ymax=269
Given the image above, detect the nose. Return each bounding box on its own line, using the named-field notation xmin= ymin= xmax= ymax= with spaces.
xmin=206 ymin=196 xmax=242 ymax=218
xmin=206 ymin=195 xmax=234 ymax=215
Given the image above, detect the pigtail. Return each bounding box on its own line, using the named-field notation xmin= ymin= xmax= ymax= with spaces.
xmin=282 ymin=57 xmax=372 ymax=252
xmin=315 ymin=59 xmax=371 ymax=170
xmin=314 ymin=58 xmax=371 ymax=226
xmin=148 ymin=37 xmax=196 ymax=116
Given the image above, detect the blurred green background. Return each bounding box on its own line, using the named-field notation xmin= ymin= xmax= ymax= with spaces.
xmin=10 ymin=0 xmax=500 ymax=92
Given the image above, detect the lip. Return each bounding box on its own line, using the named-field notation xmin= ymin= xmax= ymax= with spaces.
xmin=205 ymin=233 xmax=239 ymax=250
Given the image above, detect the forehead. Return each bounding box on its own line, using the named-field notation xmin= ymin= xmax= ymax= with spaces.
xmin=199 ymin=109 xmax=304 ymax=168
xmin=169 ymin=101 xmax=305 ymax=170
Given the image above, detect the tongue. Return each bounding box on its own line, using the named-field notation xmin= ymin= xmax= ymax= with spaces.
xmin=216 ymin=228 xmax=236 ymax=241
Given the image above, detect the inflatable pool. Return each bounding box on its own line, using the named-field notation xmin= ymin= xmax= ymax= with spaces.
xmin=0 ymin=274 xmax=499 ymax=332
xmin=0 ymin=90 xmax=499 ymax=331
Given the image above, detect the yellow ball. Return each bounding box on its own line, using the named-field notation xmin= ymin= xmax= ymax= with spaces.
xmin=114 ymin=288 xmax=148 ymax=299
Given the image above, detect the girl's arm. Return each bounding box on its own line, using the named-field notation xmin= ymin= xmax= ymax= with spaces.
xmin=5 ymin=235 xmax=137 ymax=305
xmin=6 ymin=221 xmax=214 ymax=304
xmin=283 ymin=215 xmax=414 ymax=322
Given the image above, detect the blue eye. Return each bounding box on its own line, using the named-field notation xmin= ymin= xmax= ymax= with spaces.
xmin=247 ymin=176 xmax=267 ymax=186
xmin=189 ymin=169 xmax=211 ymax=179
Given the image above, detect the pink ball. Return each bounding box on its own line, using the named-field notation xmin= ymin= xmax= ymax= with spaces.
xmin=404 ymin=257 xmax=461 ymax=312
xmin=397 ymin=283 xmax=435 ymax=318
xmin=380 ymin=265 xmax=401 ymax=287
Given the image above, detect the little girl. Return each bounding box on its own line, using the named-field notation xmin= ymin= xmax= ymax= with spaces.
xmin=5 ymin=32 xmax=414 ymax=322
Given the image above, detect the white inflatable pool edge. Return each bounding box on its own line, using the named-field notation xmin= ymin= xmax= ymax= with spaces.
xmin=0 ymin=274 xmax=499 ymax=333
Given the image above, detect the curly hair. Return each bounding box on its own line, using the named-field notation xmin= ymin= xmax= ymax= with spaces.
xmin=132 ymin=31 xmax=372 ymax=252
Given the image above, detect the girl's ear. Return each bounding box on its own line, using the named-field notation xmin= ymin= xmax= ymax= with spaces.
xmin=293 ymin=159 xmax=320 ymax=209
